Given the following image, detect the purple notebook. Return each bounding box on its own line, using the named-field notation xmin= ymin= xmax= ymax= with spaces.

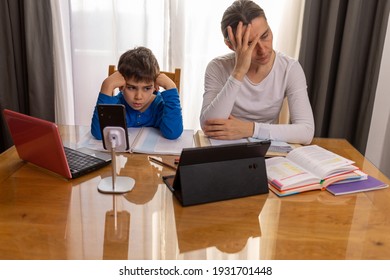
xmin=327 ymin=175 xmax=388 ymax=196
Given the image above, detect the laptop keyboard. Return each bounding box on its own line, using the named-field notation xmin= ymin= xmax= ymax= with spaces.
xmin=64 ymin=147 xmax=106 ymax=174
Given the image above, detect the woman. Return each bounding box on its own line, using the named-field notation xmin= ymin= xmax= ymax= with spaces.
xmin=200 ymin=0 xmax=314 ymax=144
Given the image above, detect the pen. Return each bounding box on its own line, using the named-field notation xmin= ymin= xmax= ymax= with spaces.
xmin=148 ymin=156 xmax=177 ymax=170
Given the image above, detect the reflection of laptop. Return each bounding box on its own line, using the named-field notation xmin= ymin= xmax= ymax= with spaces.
xmin=163 ymin=141 xmax=270 ymax=206
xmin=3 ymin=109 xmax=111 ymax=179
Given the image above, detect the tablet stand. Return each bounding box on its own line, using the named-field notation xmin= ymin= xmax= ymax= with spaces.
xmin=98 ymin=127 xmax=135 ymax=194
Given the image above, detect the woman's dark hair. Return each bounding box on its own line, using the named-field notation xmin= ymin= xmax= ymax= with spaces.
xmin=118 ymin=46 xmax=160 ymax=82
xmin=221 ymin=0 xmax=266 ymax=39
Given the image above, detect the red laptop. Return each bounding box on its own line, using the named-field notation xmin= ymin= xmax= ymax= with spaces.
xmin=3 ymin=109 xmax=111 ymax=179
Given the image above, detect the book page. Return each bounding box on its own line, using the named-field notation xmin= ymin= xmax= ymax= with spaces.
xmin=127 ymin=127 xmax=142 ymax=147
xmin=249 ymin=138 xmax=295 ymax=156
xmin=209 ymin=137 xmax=293 ymax=154
xmin=78 ymin=127 xmax=193 ymax=155
xmin=132 ymin=127 xmax=194 ymax=155
xmin=82 ymin=136 xmax=105 ymax=151
xmin=209 ymin=138 xmax=249 ymax=146
xmin=265 ymin=157 xmax=320 ymax=190
xmin=79 ymin=127 xmax=141 ymax=152
xmin=153 ymin=129 xmax=194 ymax=154
xmin=286 ymin=145 xmax=357 ymax=179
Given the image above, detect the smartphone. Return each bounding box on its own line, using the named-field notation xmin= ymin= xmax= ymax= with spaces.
xmin=97 ymin=104 xmax=129 ymax=151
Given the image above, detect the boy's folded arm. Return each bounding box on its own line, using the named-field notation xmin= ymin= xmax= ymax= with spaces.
xmin=158 ymin=89 xmax=183 ymax=139
xmin=100 ymin=71 xmax=126 ymax=96
xmin=155 ymin=73 xmax=176 ymax=90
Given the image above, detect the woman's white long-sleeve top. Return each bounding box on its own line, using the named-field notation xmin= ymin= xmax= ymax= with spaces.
xmin=200 ymin=51 xmax=315 ymax=144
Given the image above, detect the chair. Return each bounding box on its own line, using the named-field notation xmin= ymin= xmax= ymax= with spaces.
xmin=278 ymin=97 xmax=290 ymax=124
xmin=108 ymin=65 xmax=181 ymax=92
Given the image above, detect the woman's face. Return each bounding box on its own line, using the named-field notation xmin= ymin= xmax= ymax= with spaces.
xmin=246 ymin=16 xmax=274 ymax=66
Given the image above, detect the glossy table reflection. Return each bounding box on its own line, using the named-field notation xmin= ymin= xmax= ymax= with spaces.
xmin=0 ymin=126 xmax=390 ymax=260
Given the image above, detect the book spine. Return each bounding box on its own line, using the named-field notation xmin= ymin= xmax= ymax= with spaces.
xmin=194 ymin=130 xmax=211 ymax=147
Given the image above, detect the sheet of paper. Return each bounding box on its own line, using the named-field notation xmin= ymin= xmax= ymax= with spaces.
xmin=132 ymin=127 xmax=194 ymax=155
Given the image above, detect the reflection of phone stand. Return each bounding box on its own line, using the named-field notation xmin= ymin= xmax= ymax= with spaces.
xmin=98 ymin=126 xmax=135 ymax=193
xmin=103 ymin=195 xmax=130 ymax=259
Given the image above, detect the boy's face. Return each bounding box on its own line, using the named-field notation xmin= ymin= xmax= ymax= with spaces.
xmin=122 ymin=77 xmax=155 ymax=112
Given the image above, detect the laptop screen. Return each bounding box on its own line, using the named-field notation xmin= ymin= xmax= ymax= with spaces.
xmin=4 ymin=109 xmax=73 ymax=178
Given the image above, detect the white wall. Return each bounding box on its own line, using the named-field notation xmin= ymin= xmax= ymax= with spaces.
xmin=365 ymin=17 xmax=390 ymax=178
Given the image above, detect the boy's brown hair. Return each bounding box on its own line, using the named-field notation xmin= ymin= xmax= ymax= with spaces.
xmin=118 ymin=46 xmax=160 ymax=83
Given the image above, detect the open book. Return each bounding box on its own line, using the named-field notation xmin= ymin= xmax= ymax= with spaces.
xmin=83 ymin=127 xmax=194 ymax=155
xmin=194 ymin=130 xmax=298 ymax=157
xmin=265 ymin=145 xmax=367 ymax=196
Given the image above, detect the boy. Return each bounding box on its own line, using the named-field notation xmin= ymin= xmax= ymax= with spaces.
xmin=91 ymin=46 xmax=183 ymax=140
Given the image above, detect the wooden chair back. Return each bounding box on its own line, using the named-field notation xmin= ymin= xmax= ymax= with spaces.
xmin=278 ymin=97 xmax=290 ymax=124
xmin=108 ymin=65 xmax=181 ymax=92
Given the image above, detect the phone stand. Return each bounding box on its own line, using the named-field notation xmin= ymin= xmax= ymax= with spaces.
xmin=98 ymin=126 xmax=135 ymax=194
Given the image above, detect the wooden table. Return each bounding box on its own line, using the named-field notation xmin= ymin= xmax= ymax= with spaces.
xmin=0 ymin=126 xmax=389 ymax=260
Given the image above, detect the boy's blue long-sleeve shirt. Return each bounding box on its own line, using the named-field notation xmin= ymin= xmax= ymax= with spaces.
xmin=91 ymin=88 xmax=183 ymax=140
